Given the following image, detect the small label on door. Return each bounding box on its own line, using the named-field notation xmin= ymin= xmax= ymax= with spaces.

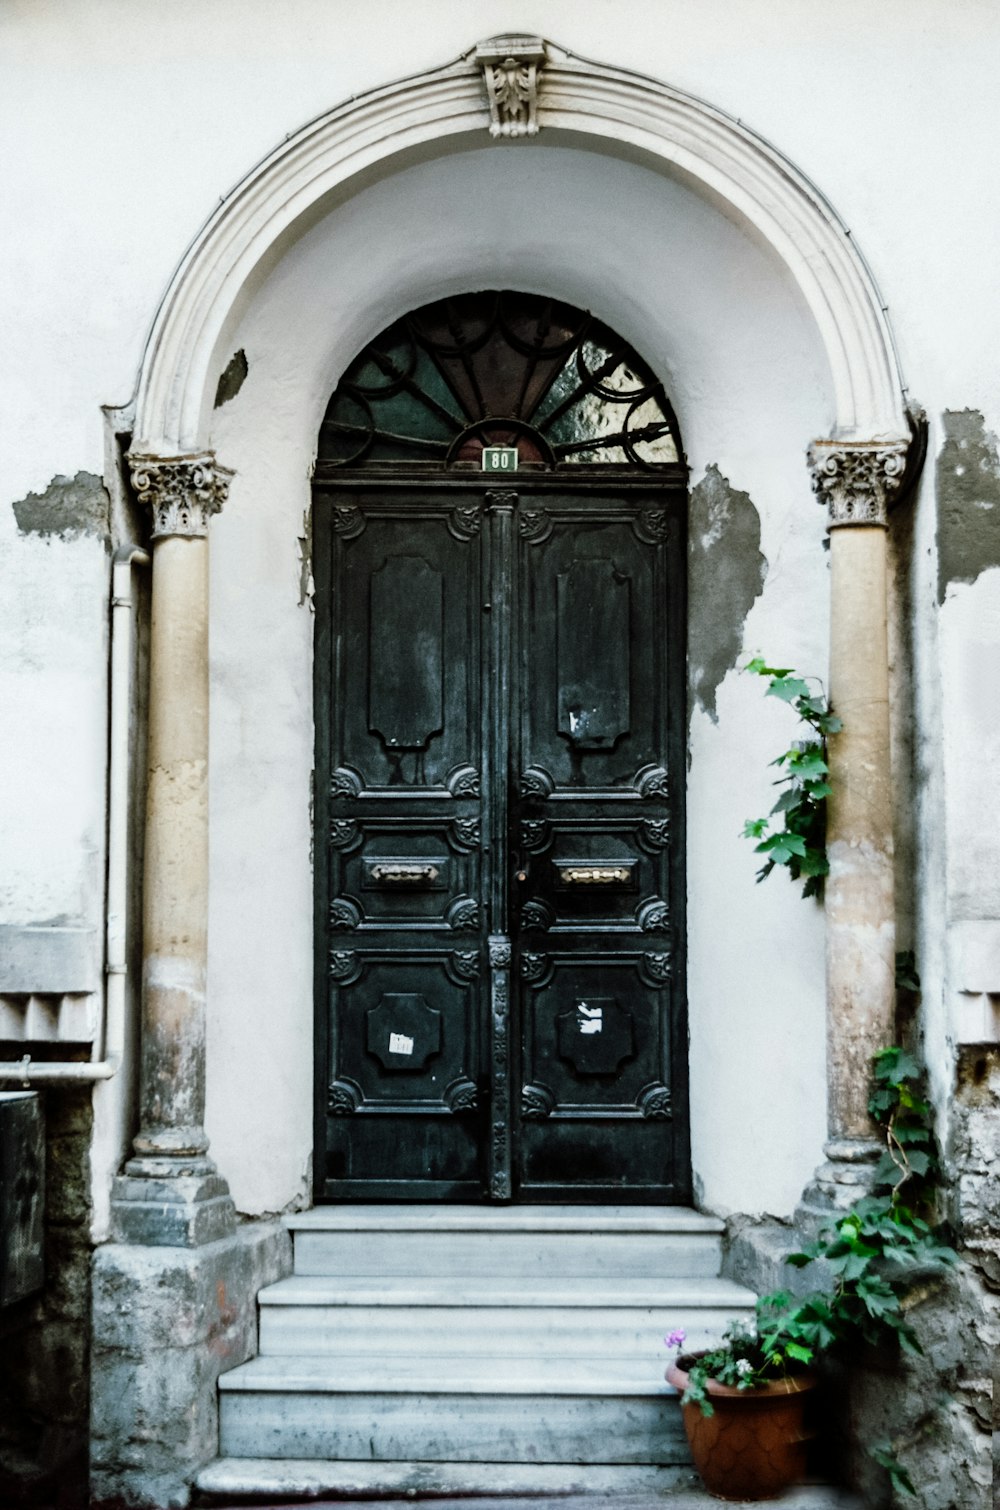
xmin=577 ymin=1003 xmax=603 ymax=1035
xmin=389 ymin=1033 xmax=415 ymax=1055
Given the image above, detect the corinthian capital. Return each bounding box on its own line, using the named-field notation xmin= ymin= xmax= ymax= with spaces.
xmin=808 ymin=439 xmax=909 ymax=528
xmin=128 ymin=451 xmax=233 ymax=539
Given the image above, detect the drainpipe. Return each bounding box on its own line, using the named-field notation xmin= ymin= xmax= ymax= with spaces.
xmin=0 ymin=546 xmax=149 ymax=1088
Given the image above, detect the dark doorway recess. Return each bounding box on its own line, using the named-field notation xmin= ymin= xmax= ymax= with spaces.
xmin=313 ymin=291 xmax=690 ymax=1202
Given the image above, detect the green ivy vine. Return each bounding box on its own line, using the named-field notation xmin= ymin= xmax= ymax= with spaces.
xmin=741 ymin=657 xmax=841 ymax=898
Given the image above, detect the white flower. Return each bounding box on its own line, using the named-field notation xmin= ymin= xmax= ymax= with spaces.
xmin=736 ymin=1358 xmax=753 ymax=1377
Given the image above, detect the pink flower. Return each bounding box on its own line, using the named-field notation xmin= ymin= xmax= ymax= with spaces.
xmin=664 ymin=1328 xmax=687 ymax=1349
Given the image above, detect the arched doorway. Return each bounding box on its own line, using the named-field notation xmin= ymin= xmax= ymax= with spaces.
xmin=312 ymin=290 xmax=690 ymax=1202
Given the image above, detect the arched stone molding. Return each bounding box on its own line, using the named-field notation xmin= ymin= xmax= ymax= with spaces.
xmin=131 ymin=38 xmax=909 ymax=457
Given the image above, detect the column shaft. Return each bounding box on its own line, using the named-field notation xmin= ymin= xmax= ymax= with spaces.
xmin=825 ymin=525 xmax=895 ymax=1142
xmin=135 ymin=533 xmax=210 ymax=1157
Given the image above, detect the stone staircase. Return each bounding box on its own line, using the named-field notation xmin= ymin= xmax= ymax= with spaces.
xmin=196 ymin=1204 xmax=765 ymax=1499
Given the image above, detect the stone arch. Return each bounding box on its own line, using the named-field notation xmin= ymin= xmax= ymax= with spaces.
xmin=131 ymin=37 xmax=909 ymax=457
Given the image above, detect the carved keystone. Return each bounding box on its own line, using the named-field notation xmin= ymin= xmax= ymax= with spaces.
xmin=476 ymin=36 xmax=546 ymax=138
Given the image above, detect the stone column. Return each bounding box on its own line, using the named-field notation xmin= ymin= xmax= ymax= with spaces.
xmin=803 ymin=438 xmax=909 ymax=1210
xmin=111 ymin=452 xmax=235 ymax=1246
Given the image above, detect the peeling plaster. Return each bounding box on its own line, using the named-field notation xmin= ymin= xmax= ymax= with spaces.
xmin=297 ymin=509 xmax=314 ymax=609
xmin=12 ymin=471 xmax=110 ymax=542
xmin=936 ymin=409 xmax=1000 ymax=602
xmin=214 ymin=348 xmax=249 ymax=409
xmin=687 ymin=464 xmax=768 ymax=721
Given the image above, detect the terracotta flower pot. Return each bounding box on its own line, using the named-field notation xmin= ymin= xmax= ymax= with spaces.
xmin=666 ymin=1353 xmax=817 ymax=1501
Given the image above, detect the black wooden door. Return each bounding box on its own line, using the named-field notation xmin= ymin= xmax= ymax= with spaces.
xmin=314 ymin=478 xmax=688 ymax=1202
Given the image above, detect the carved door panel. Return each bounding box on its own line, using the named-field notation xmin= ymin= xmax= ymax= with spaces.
xmin=314 ymin=482 xmax=688 ymax=1202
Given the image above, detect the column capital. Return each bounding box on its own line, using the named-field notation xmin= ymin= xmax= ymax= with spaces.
xmin=807 ymin=437 xmax=909 ymax=528
xmin=128 ymin=450 xmax=233 ymax=539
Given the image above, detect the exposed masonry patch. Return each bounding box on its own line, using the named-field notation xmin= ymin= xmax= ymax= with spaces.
xmin=12 ymin=471 xmax=110 ymax=542
xmin=214 ymin=348 xmax=249 ymax=408
xmin=687 ymin=464 xmax=767 ymax=722
xmin=936 ymin=409 xmax=1000 ymax=603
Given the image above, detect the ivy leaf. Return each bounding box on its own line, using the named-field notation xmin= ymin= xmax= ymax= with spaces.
xmin=871 ymin=1446 xmax=916 ymax=1496
xmin=756 ymin=832 xmax=808 ymax=862
xmin=786 ymin=750 xmax=829 ymax=781
xmin=784 ymin=1341 xmax=814 ymax=1364
xmin=742 ymin=817 xmax=769 ymax=839
xmin=745 ymin=656 xmax=793 ymax=678
xmin=767 ymin=676 xmax=812 ymax=703
xmin=770 ymin=789 xmax=801 ymax=815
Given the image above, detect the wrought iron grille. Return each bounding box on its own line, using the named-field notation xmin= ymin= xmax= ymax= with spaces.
xmin=319 ymin=291 xmax=683 ymax=470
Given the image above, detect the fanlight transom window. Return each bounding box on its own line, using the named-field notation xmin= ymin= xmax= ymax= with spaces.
xmin=319 ymin=291 xmax=682 ymax=470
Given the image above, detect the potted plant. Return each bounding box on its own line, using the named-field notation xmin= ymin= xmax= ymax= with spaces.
xmin=665 ymin=1309 xmax=818 ymax=1500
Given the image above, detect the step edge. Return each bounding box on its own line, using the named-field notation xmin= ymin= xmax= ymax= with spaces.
xmin=258 ymin=1283 xmax=756 ymax=1307
xmin=285 ymin=1209 xmax=725 ymax=1234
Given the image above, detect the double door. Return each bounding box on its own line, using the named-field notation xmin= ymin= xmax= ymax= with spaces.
xmin=314 ymin=480 xmax=688 ymax=1201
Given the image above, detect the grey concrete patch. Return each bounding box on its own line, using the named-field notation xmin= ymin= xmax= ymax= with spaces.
xmin=688 ymin=464 xmax=767 ymax=722
xmin=12 ymin=470 xmax=111 ymax=541
xmin=0 ymin=924 xmax=99 ymax=994
xmin=90 ymin=1219 xmax=292 ymax=1510
xmin=215 ymin=349 xmax=249 ymax=409
xmin=936 ymin=409 xmax=1000 ymax=602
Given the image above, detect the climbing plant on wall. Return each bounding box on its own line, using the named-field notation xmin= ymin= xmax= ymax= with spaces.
xmin=741 ymin=657 xmax=841 ymax=898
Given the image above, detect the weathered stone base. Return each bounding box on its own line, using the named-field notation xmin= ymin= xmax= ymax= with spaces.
xmin=90 ymin=1219 xmax=291 ymax=1510
xmin=110 ymin=1168 xmax=236 ymax=1248
xmin=795 ymin=1138 xmax=882 ymax=1232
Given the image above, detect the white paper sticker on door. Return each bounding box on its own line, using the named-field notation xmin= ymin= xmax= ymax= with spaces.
xmin=389 ymin=1033 xmax=415 ymax=1055
xmin=577 ymin=1003 xmax=603 ymax=1035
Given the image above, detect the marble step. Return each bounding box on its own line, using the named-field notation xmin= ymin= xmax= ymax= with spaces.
xmin=286 ymin=1205 xmax=725 ymax=1279
xmin=196 ymin=1458 xmax=862 ymax=1505
xmin=218 ymin=1352 xmax=685 ymax=1464
xmin=257 ymin=1274 xmax=754 ymax=1357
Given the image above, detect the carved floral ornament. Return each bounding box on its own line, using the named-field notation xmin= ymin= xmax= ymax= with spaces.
xmin=807 ymin=439 xmax=910 ymax=529
xmin=128 ymin=451 xmax=233 ymax=539
xmin=476 ymin=36 xmax=546 ymax=138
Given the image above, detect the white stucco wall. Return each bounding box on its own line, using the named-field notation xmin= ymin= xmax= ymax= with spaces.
xmin=2 ymin=0 xmax=999 ymax=1220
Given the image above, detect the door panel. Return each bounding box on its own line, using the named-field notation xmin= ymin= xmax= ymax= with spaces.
xmin=314 ymin=481 xmax=687 ymax=1202
xmin=512 ymin=492 xmax=679 ymax=1199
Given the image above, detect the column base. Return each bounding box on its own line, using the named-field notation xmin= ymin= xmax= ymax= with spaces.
xmin=795 ymin=1137 xmax=882 ymax=1232
xmin=111 ymin=1164 xmax=236 ymax=1247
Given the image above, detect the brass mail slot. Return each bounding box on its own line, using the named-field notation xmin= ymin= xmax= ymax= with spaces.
xmin=367 ymin=862 xmax=441 ymax=886
xmin=555 ymin=862 xmax=637 ymax=888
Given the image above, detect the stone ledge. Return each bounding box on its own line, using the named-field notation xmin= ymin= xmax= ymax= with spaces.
xmin=194 ymin=1456 xmax=860 ymax=1506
